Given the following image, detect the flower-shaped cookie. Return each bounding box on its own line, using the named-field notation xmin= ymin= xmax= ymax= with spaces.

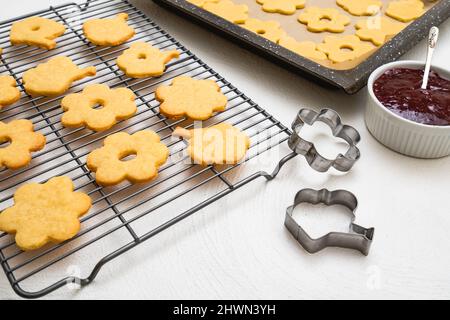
xmin=174 ymin=123 xmax=250 ymax=165
xmin=22 ymin=56 xmax=96 ymax=97
xmin=0 ymin=119 xmax=46 ymax=170
xmin=10 ymin=16 xmax=66 ymax=50
xmin=156 ymin=76 xmax=227 ymax=120
xmin=116 ymin=42 xmax=180 ymax=78
xmin=386 ymin=0 xmax=424 ymax=22
xmin=242 ymin=18 xmax=286 ymax=43
xmin=256 ymin=0 xmax=306 ymax=15
xmin=203 ymin=0 xmax=249 ymax=24
xmin=83 ymin=13 xmax=135 ymax=46
xmin=61 ymin=84 xmax=137 ymax=132
xmin=336 ymin=0 xmax=383 ymax=16
xmin=279 ymin=35 xmax=327 ymax=61
xmin=0 ymin=176 xmax=91 ymax=251
xmin=298 ymin=7 xmax=351 ymax=33
xmin=317 ymin=35 xmax=375 ymax=63
xmin=87 ymin=130 xmax=169 ymax=186
xmin=0 ymin=75 xmax=20 ymax=110
xmin=355 ymin=17 xmax=405 ymax=46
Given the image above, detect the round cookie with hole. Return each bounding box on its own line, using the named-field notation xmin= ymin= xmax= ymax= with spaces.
xmin=0 ymin=119 xmax=46 ymax=170
xmin=10 ymin=16 xmax=66 ymax=50
xmin=116 ymin=42 xmax=180 ymax=78
xmin=87 ymin=130 xmax=169 ymax=186
xmin=242 ymin=18 xmax=286 ymax=43
xmin=61 ymin=84 xmax=137 ymax=132
xmin=298 ymin=7 xmax=351 ymax=33
xmin=317 ymin=35 xmax=375 ymax=63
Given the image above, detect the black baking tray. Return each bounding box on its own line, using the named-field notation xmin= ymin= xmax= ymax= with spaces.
xmin=153 ymin=0 xmax=450 ymax=94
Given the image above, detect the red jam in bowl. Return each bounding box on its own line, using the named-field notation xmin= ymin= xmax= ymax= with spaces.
xmin=373 ymin=68 xmax=450 ymax=126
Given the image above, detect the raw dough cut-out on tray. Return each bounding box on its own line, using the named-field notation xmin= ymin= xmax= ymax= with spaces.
xmin=298 ymin=7 xmax=351 ymax=33
xmin=385 ymin=0 xmax=425 ymax=22
xmin=336 ymin=0 xmax=383 ymax=16
xmin=0 ymin=75 xmax=20 ymax=110
xmin=279 ymin=35 xmax=327 ymax=61
xmin=61 ymin=84 xmax=137 ymax=132
xmin=156 ymin=76 xmax=227 ymax=120
xmin=355 ymin=16 xmax=405 ymax=46
xmin=22 ymin=56 xmax=96 ymax=97
xmin=10 ymin=16 xmax=66 ymax=50
xmin=203 ymin=0 xmax=249 ymax=23
xmin=242 ymin=18 xmax=286 ymax=43
xmin=317 ymin=35 xmax=375 ymax=63
xmin=0 ymin=119 xmax=46 ymax=170
xmin=256 ymin=0 xmax=306 ymax=15
xmin=187 ymin=0 xmax=220 ymax=6
xmin=83 ymin=13 xmax=135 ymax=46
xmin=87 ymin=130 xmax=169 ymax=186
xmin=116 ymin=42 xmax=180 ymax=78
xmin=0 ymin=176 xmax=91 ymax=251
xmin=173 ymin=123 xmax=250 ymax=166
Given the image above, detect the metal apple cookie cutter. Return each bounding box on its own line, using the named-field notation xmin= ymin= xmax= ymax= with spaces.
xmin=285 ymin=188 xmax=374 ymax=256
xmin=288 ymin=108 xmax=361 ymax=172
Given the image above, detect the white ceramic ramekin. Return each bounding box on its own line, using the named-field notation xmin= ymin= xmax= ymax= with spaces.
xmin=365 ymin=60 xmax=450 ymax=159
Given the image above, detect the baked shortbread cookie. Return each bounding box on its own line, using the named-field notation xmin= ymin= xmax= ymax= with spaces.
xmin=116 ymin=42 xmax=179 ymax=78
xmin=83 ymin=13 xmax=135 ymax=46
xmin=173 ymin=123 xmax=250 ymax=165
xmin=10 ymin=16 xmax=66 ymax=50
xmin=87 ymin=130 xmax=169 ymax=186
xmin=156 ymin=76 xmax=227 ymax=120
xmin=0 ymin=176 xmax=91 ymax=251
xmin=22 ymin=56 xmax=96 ymax=97
xmin=0 ymin=75 xmax=20 ymax=110
xmin=61 ymin=84 xmax=137 ymax=131
xmin=0 ymin=119 xmax=46 ymax=170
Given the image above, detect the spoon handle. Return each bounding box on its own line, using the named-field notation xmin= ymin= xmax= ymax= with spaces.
xmin=421 ymin=26 xmax=439 ymax=90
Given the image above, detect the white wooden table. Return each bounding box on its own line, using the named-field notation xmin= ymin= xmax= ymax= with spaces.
xmin=0 ymin=0 xmax=449 ymax=300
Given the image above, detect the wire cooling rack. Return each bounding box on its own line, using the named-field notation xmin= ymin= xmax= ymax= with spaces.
xmin=0 ymin=0 xmax=293 ymax=298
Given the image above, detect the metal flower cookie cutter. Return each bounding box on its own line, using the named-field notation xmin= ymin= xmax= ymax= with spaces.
xmin=285 ymin=188 xmax=374 ymax=256
xmin=288 ymin=108 xmax=361 ymax=172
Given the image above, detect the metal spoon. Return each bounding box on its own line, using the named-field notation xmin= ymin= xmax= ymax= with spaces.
xmin=421 ymin=26 xmax=439 ymax=90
